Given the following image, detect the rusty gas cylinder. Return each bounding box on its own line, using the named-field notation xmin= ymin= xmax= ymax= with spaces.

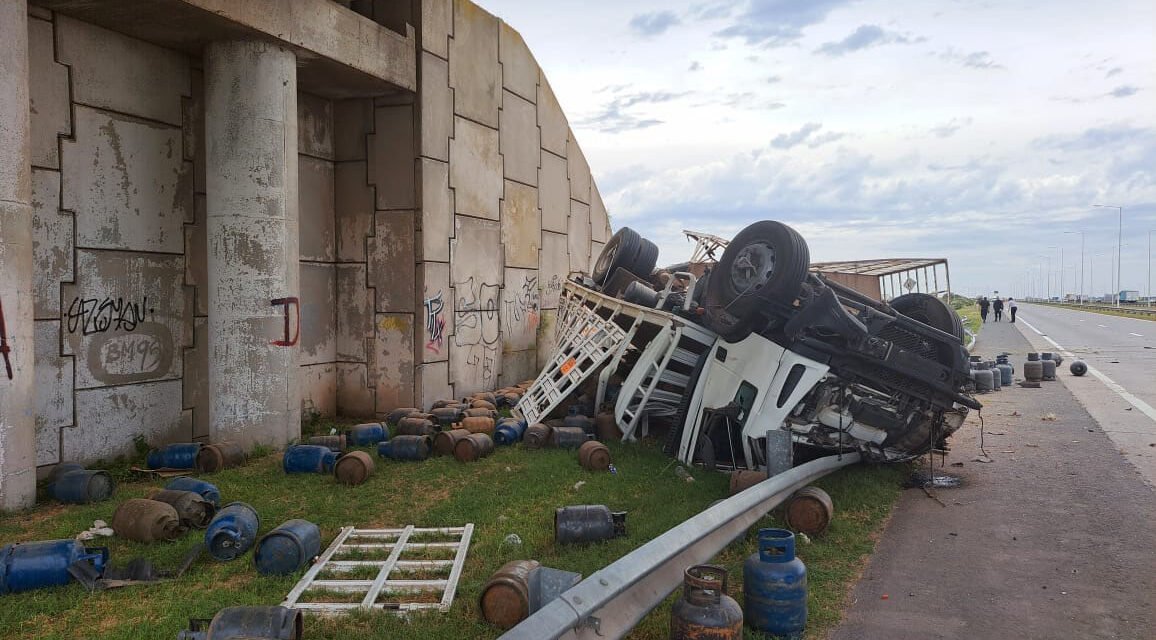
xmin=783 ymin=486 xmax=834 ymax=536
xmin=196 ymin=442 xmax=246 ymax=473
xmin=396 ymin=416 xmax=438 ymax=437
xmin=454 ymin=433 xmax=495 ymax=462
xmin=578 ymin=441 xmax=612 ymax=471
xmin=306 ymin=434 xmax=347 ymax=450
xmin=112 ymin=498 xmax=182 ymax=542
xmin=594 ymin=413 xmax=619 ymax=441
xmin=430 ymin=398 xmax=458 ymax=410
xmin=479 ymin=559 xmax=541 ymax=628
xmin=334 ymin=451 xmax=375 ymax=485
xmin=497 ymin=392 xmax=521 ymax=407
xmin=460 ymin=416 xmax=496 ymax=435
xmin=386 ymin=407 xmax=423 ymax=425
xmin=524 ymin=423 xmax=552 ymax=449
xmin=470 ymin=392 xmax=497 ymax=406
xmin=464 ymin=407 xmax=498 ymax=419
xmin=549 ymin=426 xmax=589 ymax=449
xmin=430 ymin=406 xmax=464 ymax=427
xmin=729 ymin=470 xmax=767 ymax=495
xmin=670 ymin=565 xmax=744 ymax=640
xmin=433 ymin=429 xmax=470 ymax=457
xmin=147 ymin=488 xmax=216 ymax=529
xmin=469 ymin=399 xmax=497 ymax=412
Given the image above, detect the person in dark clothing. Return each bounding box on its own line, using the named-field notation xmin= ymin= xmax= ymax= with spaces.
xmin=979 ymin=296 xmax=990 ymax=323
xmin=993 ymin=297 xmax=1004 ymax=321
xmin=1009 ymin=297 xmax=1018 ymax=323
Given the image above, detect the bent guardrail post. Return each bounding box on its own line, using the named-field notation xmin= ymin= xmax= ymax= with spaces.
xmin=499 ymin=453 xmax=861 ymax=640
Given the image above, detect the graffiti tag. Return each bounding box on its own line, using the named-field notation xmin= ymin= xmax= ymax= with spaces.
xmin=65 ymin=296 xmax=154 ymax=335
xmin=271 ymin=297 xmax=300 ymax=346
xmin=424 ymin=290 xmax=446 ymax=354
xmin=0 ymin=299 xmax=12 ymax=379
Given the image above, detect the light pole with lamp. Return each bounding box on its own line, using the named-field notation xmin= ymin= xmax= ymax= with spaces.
xmin=1093 ymin=204 xmax=1123 ymax=306
xmin=1064 ymin=230 xmax=1084 ymax=303
xmin=1148 ymin=230 xmax=1154 ymax=307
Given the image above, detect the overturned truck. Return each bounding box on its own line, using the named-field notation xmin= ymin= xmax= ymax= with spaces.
xmin=516 ymin=220 xmax=980 ymax=472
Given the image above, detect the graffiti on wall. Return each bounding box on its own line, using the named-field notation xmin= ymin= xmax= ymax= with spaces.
xmin=86 ymin=324 xmax=175 ymax=385
xmin=271 ymin=297 xmax=300 ymax=347
xmin=65 ymin=296 xmax=155 ymax=335
xmin=424 ymin=290 xmax=447 ymax=354
xmin=503 ymin=274 xmax=540 ymax=336
xmin=453 ymin=277 xmax=500 ymax=388
xmin=0 ymin=299 xmax=12 ymax=379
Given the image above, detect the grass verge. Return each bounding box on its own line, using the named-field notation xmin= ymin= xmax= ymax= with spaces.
xmin=1 ymin=429 xmax=906 ymax=640
xmin=1032 ymin=302 xmax=1156 ymax=322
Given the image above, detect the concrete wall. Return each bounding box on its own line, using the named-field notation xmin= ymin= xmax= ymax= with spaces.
xmin=6 ymin=0 xmax=611 ymax=486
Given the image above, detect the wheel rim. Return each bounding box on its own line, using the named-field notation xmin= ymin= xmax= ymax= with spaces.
xmin=594 ymin=239 xmax=619 ymax=279
xmin=730 ymin=241 xmax=776 ymax=292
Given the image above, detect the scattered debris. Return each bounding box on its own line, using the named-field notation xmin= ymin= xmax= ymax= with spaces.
xmin=986 ymin=430 xmax=1007 ymax=435
xmin=1026 ymin=443 xmax=1040 ymax=447
xmin=908 ymin=472 xmax=963 ymax=488
xmin=501 ymin=533 xmax=523 ymax=548
xmin=972 ymin=455 xmax=994 ymax=463
xmin=1010 ymin=411 xmax=1021 ymax=416
xmin=572 ymin=481 xmax=586 ymax=491
xmin=75 ymin=520 xmax=115 ymax=542
xmin=1041 ymin=413 xmax=1058 ymax=421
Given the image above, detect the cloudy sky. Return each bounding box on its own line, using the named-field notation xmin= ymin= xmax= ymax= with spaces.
xmin=481 ymin=0 xmax=1155 ymax=298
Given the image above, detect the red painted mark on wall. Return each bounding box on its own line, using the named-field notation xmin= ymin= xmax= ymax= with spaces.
xmin=271 ymin=297 xmax=300 ymax=346
xmin=0 ymin=299 xmax=12 ymax=380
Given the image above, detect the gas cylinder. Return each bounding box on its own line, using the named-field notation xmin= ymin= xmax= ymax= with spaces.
xmin=334 ymin=450 xmax=375 ymax=485
xmin=454 ymin=433 xmax=495 ymax=462
xmin=377 ymin=435 xmax=432 ymax=461
xmin=1041 ymin=352 xmax=1053 ymax=361
xmin=165 ymin=477 xmax=221 ymax=507
xmin=386 ymin=407 xmax=423 ymax=425
xmin=305 ymin=434 xmax=347 ymax=451
xmin=989 ymin=364 xmax=1002 ymax=390
xmin=577 ymin=441 xmax=611 ymax=471
xmin=744 ymin=528 xmax=807 ymax=638
xmin=1023 ymin=360 xmax=1044 ymax=382
xmin=550 ymin=426 xmax=590 ymax=449
xmin=554 ymin=505 xmax=627 ymax=544
xmin=1027 ymin=352 xmax=1040 ymax=361
xmin=0 ymin=540 xmax=108 ymax=594
xmin=670 ymin=565 xmax=743 ymax=640
xmin=594 ymin=413 xmax=619 ymax=441
xmin=112 ymin=498 xmax=183 ymax=542
xmin=433 ymin=429 xmax=470 ymax=457
xmin=254 ymin=520 xmax=321 ymax=576
xmin=494 ymin=418 xmax=527 ymax=445
xmin=146 ymin=443 xmax=202 ymax=470
xmin=783 ymin=486 xmax=833 ymax=536
xmin=205 ymin=502 xmax=260 ymax=562
xmin=430 ymin=398 xmax=459 ymax=409
xmin=464 ymin=407 xmax=498 ymax=419
xmin=729 ymin=470 xmax=767 ymax=495
xmin=496 ymin=391 xmax=521 ymax=407
xmin=469 ymin=394 xmax=497 ymax=408
xmin=524 ymin=423 xmax=552 ymax=449
xmin=479 ymin=559 xmax=540 ymax=628
xmin=196 ymin=442 xmax=246 ymax=473
xmin=973 ymin=368 xmax=994 ymax=392
xmin=176 ymin=606 xmax=302 ymax=640
xmin=49 ymin=461 xmax=86 ymax=481
xmin=1041 ymin=359 xmax=1057 ymax=381
xmin=345 ymin=422 xmax=387 ymax=446
xmin=1070 ymin=360 xmax=1088 ymax=376
xmin=283 ymin=445 xmax=337 ymax=474
xmin=395 ymin=416 xmax=438 ymax=437
xmin=562 ymin=413 xmax=595 ymax=436
xmin=460 ymin=416 xmax=496 ymax=435
xmin=49 ymin=469 xmax=115 ymax=504
xmin=147 ymin=489 xmax=216 ymax=529
xmin=996 ymin=363 xmax=1014 ymax=386
xmin=430 ymin=406 xmax=464 ymax=427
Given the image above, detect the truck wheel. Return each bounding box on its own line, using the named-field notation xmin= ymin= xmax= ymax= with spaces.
xmin=890 ymin=293 xmax=964 ymax=342
xmin=592 ymin=227 xmax=643 ymax=284
xmin=631 ymin=238 xmax=659 ymax=279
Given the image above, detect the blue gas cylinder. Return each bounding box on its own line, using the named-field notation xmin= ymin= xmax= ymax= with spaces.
xmin=146 ymin=443 xmax=202 ymax=469
xmin=283 ymin=445 xmax=337 ymax=474
xmin=205 ymin=502 xmax=261 ymax=562
xmin=0 ymin=539 xmax=108 ymax=594
xmin=49 ymin=469 xmax=115 ymax=504
xmin=743 ymin=528 xmax=807 ymax=638
xmin=494 ymin=418 xmax=527 ymax=446
xmin=165 ymin=477 xmax=221 ymax=507
xmin=377 ymin=435 xmax=431 ymax=461
xmin=254 ymin=519 xmax=321 ymax=576
xmin=345 ymin=422 xmax=387 ymax=446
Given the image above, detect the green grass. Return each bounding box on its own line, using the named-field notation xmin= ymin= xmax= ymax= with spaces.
xmin=0 ymin=432 xmax=907 ymax=640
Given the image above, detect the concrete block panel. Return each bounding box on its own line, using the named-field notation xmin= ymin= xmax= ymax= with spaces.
xmin=449 ymin=0 xmax=500 ymax=127
xmin=500 ymin=349 xmax=537 ymax=387
xmin=334 ymin=99 xmax=373 ymax=162
xmin=419 ymin=261 xmax=450 ymax=363
xmin=539 ymin=230 xmax=568 ymax=310
xmin=183 ymin=316 xmax=208 ymax=440
xmin=418 ymin=361 xmax=454 ymax=410
xmin=373 ymin=313 xmax=416 ymax=412
xmin=448 ymin=217 xmax=501 ymax=395
xmin=500 ymin=90 xmax=539 ymax=186
xmin=538 ymin=151 xmax=569 ymax=233
xmin=368 ymin=210 xmax=416 ymax=313
xmin=67 ymin=379 xmax=185 ymax=463
xmin=56 ymin=15 xmax=189 ymax=126
xmin=61 ymin=250 xmax=187 ymax=390
xmin=299 ymin=156 xmax=336 ymax=261
xmin=367 ymin=104 xmax=416 ymax=210
xmin=63 ymin=106 xmax=192 ymax=254
xmin=449 ymin=117 xmax=502 ymax=221
xmin=450 ymin=216 xmax=503 ymax=301
xmin=28 ymin=4 xmax=51 ymax=20
xmin=28 ymin=17 xmax=70 ymax=169
xmin=537 ymin=76 xmax=567 ymax=157
xmin=591 ymin=186 xmax=610 ymax=243
xmin=501 ymin=180 xmax=540 ymax=269
xmin=568 ymin=200 xmax=592 ymax=274
xmin=34 ymin=321 xmax=73 ymax=467
xmin=499 ymin=22 xmax=537 ymax=103
xmin=186 ymin=68 xmax=207 ymax=195
xmin=336 ymin=263 xmax=372 ymax=362
xmin=300 ymin=362 xmax=337 ymax=420
xmin=567 ymin=133 xmax=591 ymax=204
xmin=31 ymin=169 xmax=73 ymax=319
xmin=449 ymin=316 xmax=500 ymax=396
xmin=421 ymin=0 xmax=453 ymax=58
xmin=419 ymin=158 xmax=452 ymax=262
xmin=336 ymin=362 xmax=376 ymax=418
xmin=298 ymin=92 xmax=335 ymax=160
xmin=502 ymin=267 xmax=540 ymax=353
xmin=299 ymin=263 xmax=337 ymax=366
xmin=420 ymin=52 xmax=451 ymax=162
xmin=185 ymin=194 xmax=208 ymax=317
xmin=335 ymin=161 xmax=373 ymax=262
xmin=536 ymin=308 xmax=558 ymax=369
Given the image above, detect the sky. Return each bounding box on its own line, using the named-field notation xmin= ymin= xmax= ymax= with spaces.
xmin=479 ymin=0 xmax=1156 ymax=299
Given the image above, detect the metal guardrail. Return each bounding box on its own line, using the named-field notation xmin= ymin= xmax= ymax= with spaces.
xmin=499 ymin=453 xmax=861 ymax=640
xmin=1030 ymin=301 xmax=1156 ymax=317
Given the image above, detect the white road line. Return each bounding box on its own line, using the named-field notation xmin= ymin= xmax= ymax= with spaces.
xmin=1129 ymin=332 xmax=1143 ymax=337
xmin=1097 ymin=324 xmax=1108 ymax=328
xmin=1018 ymin=318 xmax=1156 ymax=424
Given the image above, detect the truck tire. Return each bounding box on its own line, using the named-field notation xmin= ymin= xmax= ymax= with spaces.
xmin=890 ymin=293 xmax=964 ymax=342
xmin=592 ymin=227 xmax=643 ymax=285
xmin=631 ymin=238 xmax=659 ymax=279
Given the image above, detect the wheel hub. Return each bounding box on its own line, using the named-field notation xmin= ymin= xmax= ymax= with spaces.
xmin=730 ymin=242 xmax=776 ymax=292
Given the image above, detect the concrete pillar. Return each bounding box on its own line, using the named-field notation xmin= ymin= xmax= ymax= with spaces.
xmin=205 ymin=41 xmax=301 ymax=449
xmin=0 ymin=0 xmax=36 ymax=510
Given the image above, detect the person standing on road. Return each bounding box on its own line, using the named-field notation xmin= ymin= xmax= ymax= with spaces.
xmin=993 ymin=297 xmax=1004 ymax=322
xmin=1009 ymin=297 xmax=1017 ymax=323
xmin=979 ymin=296 xmax=990 ymax=323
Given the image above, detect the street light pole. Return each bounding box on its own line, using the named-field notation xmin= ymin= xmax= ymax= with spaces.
xmin=1094 ymin=204 xmax=1123 ymax=306
xmin=1065 ymin=230 xmax=1085 ymax=303
xmin=1148 ymin=230 xmax=1154 ymax=307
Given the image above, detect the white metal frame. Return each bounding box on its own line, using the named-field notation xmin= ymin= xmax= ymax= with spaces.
xmin=282 ymin=525 xmax=474 ymax=615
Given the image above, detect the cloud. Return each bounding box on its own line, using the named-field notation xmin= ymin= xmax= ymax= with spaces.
xmin=814 ymin=24 xmax=923 ymax=57
xmin=929 ymin=117 xmax=973 ymax=138
xmin=939 ymin=48 xmax=1003 ymax=69
xmin=688 ymin=60 xmax=702 ymax=72
xmin=766 ymin=75 xmax=782 ymax=84
xmin=1034 ymin=123 xmax=1153 ymax=153
xmin=689 ymin=1 xmax=737 ymax=20
xmin=1109 ymin=85 xmax=1139 ymax=98
xmin=715 ymin=0 xmax=854 ymax=47
xmin=576 ymin=91 xmax=689 ymax=134
xmin=771 ymin=122 xmax=824 ymax=149
xmin=629 ymin=10 xmax=681 ymax=37
xmin=1105 ymin=66 xmax=1123 ymax=78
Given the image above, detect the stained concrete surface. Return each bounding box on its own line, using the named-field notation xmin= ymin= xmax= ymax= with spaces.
xmin=832 ymin=319 xmax=1156 ymax=640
